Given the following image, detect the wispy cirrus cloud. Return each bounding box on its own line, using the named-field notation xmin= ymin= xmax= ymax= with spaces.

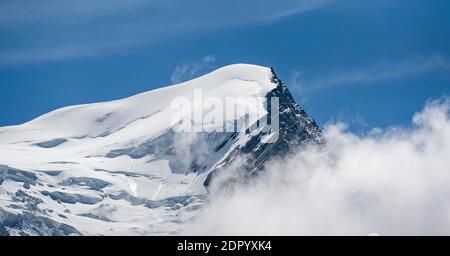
xmin=300 ymin=55 xmax=450 ymax=91
xmin=0 ymin=0 xmax=336 ymax=66
xmin=170 ymin=55 xmax=216 ymax=84
xmin=287 ymin=69 xmax=308 ymax=103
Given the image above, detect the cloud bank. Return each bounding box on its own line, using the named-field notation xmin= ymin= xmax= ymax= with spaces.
xmin=183 ymin=97 xmax=450 ymax=235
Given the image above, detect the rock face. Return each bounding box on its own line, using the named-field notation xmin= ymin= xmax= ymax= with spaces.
xmin=204 ymin=68 xmax=321 ymax=187
xmin=0 ymin=64 xmax=321 ymax=235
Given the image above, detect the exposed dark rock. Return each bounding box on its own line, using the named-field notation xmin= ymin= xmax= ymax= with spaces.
xmin=35 ymin=138 xmax=68 ymax=148
xmin=204 ymin=68 xmax=321 ymax=187
xmin=0 ymin=165 xmax=38 ymax=185
xmin=106 ymin=130 xmax=236 ymax=174
xmin=40 ymin=191 xmax=102 ymax=205
xmin=0 ymin=208 xmax=81 ymax=236
xmin=61 ymin=177 xmax=111 ymax=190
xmin=107 ymin=191 xmax=204 ymax=210
xmin=42 ymin=170 xmax=62 ymax=176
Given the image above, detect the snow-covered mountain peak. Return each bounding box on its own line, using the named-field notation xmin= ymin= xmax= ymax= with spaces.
xmin=0 ymin=64 xmax=276 ymax=144
xmin=0 ymin=64 xmax=320 ymax=235
xmin=173 ymin=63 xmax=275 ymax=87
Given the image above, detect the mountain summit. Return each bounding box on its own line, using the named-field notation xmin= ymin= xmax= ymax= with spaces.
xmin=0 ymin=64 xmax=320 ymax=235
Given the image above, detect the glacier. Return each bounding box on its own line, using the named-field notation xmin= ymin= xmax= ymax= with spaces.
xmin=0 ymin=64 xmax=321 ymax=235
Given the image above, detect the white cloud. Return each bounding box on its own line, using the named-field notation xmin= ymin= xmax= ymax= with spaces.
xmin=182 ymin=97 xmax=450 ymax=235
xmin=288 ymin=69 xmax=308 ymax=103
xmin=0 ymin=0 xmax=335 ymax=66
xmin=0 ymin=41 xmax=132 ymax=66
xmin=303 ymin=55 xmax=450 ymax=91
xmin=170 ymin=55 xmax=216 ymax=84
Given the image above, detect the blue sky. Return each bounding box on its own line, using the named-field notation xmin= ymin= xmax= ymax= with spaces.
xmin=0 ymin=0 xmax=449 ymax=132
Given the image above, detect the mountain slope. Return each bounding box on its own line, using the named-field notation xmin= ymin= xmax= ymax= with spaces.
xmin=0 ymin=64 xmax=320 ymax=235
